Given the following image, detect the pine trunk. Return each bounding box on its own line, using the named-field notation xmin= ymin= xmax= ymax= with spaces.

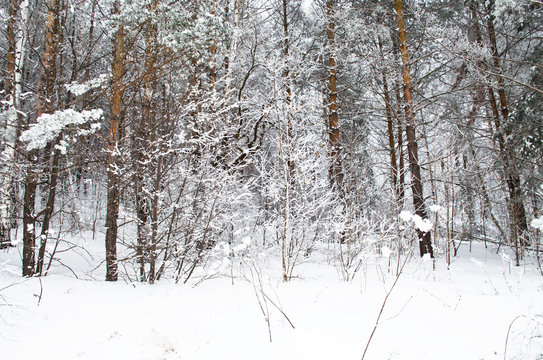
xmin=22 ymin=0 xmax=60 ymax=275
xmin=144 ymin=0 xmax=158 ymax=283
xmin=394 ymin=0 xmax=433 ymax=257
xmin=35 ymin=147 xmax=61 ymax=275
xmin=484 ymin=0 xmax=529 ymax=249
xmin=22 ymin=152 xmax=37 ymax=276
xmin=105 ymin=5 xmax=125 ymax=281
xmin=378 ymin=36 xmax=399 ymax=202
xmin=326 ymin=0 xmax=343 ymax=192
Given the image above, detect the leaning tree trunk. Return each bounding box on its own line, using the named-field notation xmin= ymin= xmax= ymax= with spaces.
xmin=394 ymin=0 xmax=433 ymax=257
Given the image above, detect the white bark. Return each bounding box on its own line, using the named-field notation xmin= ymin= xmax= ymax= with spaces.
xmin=0 ymin=0 xmax=29 ymax=244
xmin=224 ymin=0 xmax=244 ymax=98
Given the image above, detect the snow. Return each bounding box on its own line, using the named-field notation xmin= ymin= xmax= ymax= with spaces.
xmin=429 ymin=204 xmax=444 ymax=213
xmin=399 ymin=210 xmax=412 ymax=222
xmin=65 ymin=74 xmax=109 ymax=97
xmin=399 ymin=211 xmax=433 ymax=233
xmin=20 ymin=109 xmax=103 ymax=150
xmin=1 ymin=239 xmax=543 ymax=360
xmin=531 ymin=217 xmax=543 ymax=231
xmin=412 ymin=215 xmax=433 ymax=233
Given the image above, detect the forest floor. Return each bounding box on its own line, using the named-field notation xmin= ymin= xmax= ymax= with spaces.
xmin=1 ymin=235 xmax=543 ymax=360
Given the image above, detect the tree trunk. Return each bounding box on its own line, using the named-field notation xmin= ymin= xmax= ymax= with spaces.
xmin=105 ymin=3 xmax=125 ymax=281
xmin=0 ymin=0 xmax=28 ymax=248
xmin=35 ymin=146 xmax=61 ymax=275
xmin=144 ymin=0 xmax=159 ymax=283
xmin=378 ymin=36 xmax=399 ymax=203
xmin=22 ymin=151 xmax=37 ymax=276
xmin=391 ymin=32 xmax=406 ymax=204
xmin=484 ymin=0 xmax=529 ymax=250
xmin=22 ymin=0 xmax=60 ymax=276
xmin=469 ymin=0 xmax=529 ymax=254
xmin=35 ymin=0 xmax=67 ymax=276
xmin=282 ymin=0 xmax=294 ymax=179
xmin=326 ymin=0 xmax=342 ymax=191
xmin=394 ymin=0 xmax=433 ymax=257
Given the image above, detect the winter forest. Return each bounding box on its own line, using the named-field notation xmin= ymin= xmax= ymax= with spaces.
xmin=1 ymin=0 xmax=543 ymax=358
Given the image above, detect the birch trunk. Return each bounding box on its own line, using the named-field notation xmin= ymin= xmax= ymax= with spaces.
xmin=0 ymin=0 xmax=29 ymax=248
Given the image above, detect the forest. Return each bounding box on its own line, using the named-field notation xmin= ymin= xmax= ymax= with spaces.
xmin=1 ymin=0 xmax=543 ymax=358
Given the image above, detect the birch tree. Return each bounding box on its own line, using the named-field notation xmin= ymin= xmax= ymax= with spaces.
xmin=0 ymin=0 xmax=29 ymax=249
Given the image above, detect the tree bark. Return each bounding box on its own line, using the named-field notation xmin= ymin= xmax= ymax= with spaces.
xmin=484 ymin=0 xmax=529 ymax=249
xmin=144 ymin=0 xmax=159 ymax=283
xmin=22 ymin=0 xmax=60 ymax=275
xmin=105 ymin=3 xmax=125 ymax=281
xmin=282 ymin=0 xmax=294 ymax=180
xmin=394 ymin=0 xmax=433 ymax=257
xmin=469 ymin=0 xmax=529 ymax=253
xmin=1 ymin=0 xmax=28 ymax=248
xmin=34 ymin=0 xmax=66 ymax=275
xmin=35 ymin=146 xmax=61 ymax=275
xmin=378 ymin=36 xmax=399 ymax=203
xmin=326 ymin=0 xmax=343 ymax=192
xmin=22 ymin=152 xmax=37 ymax=276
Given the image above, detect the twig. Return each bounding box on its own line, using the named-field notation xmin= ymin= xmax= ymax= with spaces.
xmin=50 ymin=258 xmax=79 ymax=279
xmin=242 ymin=258 xmax=295 ymax=342
xmin=361 ymin=246 xmax=414 ymax=360
xmin=37 ymin=276 xmax=43 ymax=306
xmin=504 ymin=315 xmax=527 ymax=360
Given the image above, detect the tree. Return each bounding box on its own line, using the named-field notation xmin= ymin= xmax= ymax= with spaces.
xmin=394 ymin=0 xmax=433 ymax=257
xmin=325 ymin=0 xmax=343 ymax=192
xmin=0 ymin=0 xmax=29 ymax=249
xmin=104 ymin=0 xmax=125 ymax=281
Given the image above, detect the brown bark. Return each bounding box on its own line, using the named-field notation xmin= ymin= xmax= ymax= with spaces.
xmin=105 ymin=4 xmax=125 ymax=281
xmin=35 ymin=147 xmax=61 ymax=275
xmin=22 ymin=151 xmax=37 ymax=276
xmin=469 ymin=1 xmax=529 ymax=251
xmin=326 ymin=0 xmax=343 ymax=191
xmin=484 ymin=0 xmax=528 ymax=248
xmin=394 ymin=0 xmax=433 ymax=257
xmin=75 ymin=0 xmax=97 ymax=191
xmin=5 ymin=0 xmax=17 ymax=99
xmin=391 ymin=32 xmax=406 ymax=203
xmin=35 ymin=0 xmax=68 ymax=275
xmin=378 ymin=37 xmax=399 ymax=202
xmin=144 ymin=0 xmax=159 ymax=283
xmin=22 ymin=0 xmax=61 ymax=275
xmin=36 ymin=0 xmax=60 ymax=116
xmin=81 ymin=0 xmax=96 ymax=110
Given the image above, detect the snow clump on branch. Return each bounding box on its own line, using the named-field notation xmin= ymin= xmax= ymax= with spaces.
xmin=20 ymin=109 xmax=103 ymax=151
xmin=65 ymin=74 xmax=109 ymax=96
xmin=399 ymin=210 xmax=433 ymax=233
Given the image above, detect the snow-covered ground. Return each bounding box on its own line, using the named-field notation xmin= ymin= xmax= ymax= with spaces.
xmin=1 ymin=238 xmax=543 ymax=360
